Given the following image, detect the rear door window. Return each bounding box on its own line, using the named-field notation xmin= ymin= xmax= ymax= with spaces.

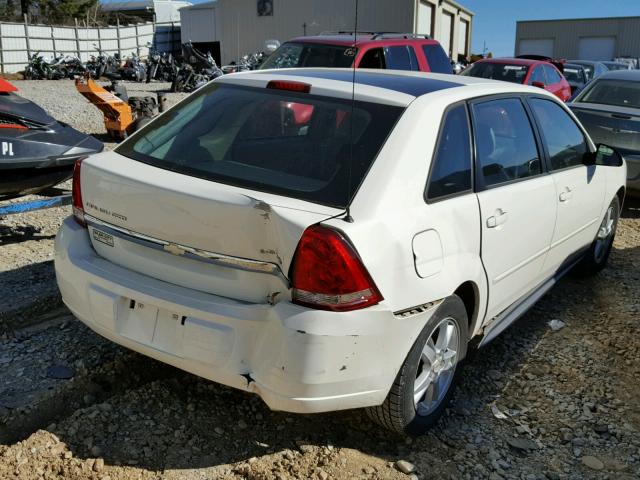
xmin=116 ymin=84 xmax=404 ymax=208
xmin=528 ymin=98 xmax=588 ymax=170
xmin=422 ymin=44 xmax=453 ymax=74
xmin=543 ymin=65 xmax=562 ymax=84
xmin=359 ymin=48 xmax=385 ymax=69
xmin=471 ymin=98 xmax=542 ymax=187
xmin=528 ymin=66 xmax=546 ymax=85
xmin=426 ymin=104 xmax=472 ymax=200
xmin=383 ymin=46 xmax=419 ymax=71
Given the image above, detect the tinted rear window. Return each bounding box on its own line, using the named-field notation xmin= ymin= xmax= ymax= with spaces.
xmin=576 ymin=79 xmax=640 ymax=109
xmin=116 ymin=84 xmax=404 ymax=208
xmin=462 ymin=62 xmax=529 ymax=84
xmin=261 ymin=42 xmax=357 ymax=69
xmin=422 ymin=44 xmax=453 ymax=74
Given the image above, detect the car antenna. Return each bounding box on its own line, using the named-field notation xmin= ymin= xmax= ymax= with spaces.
xmin=343 ymin=0 xmax=358 ymax=224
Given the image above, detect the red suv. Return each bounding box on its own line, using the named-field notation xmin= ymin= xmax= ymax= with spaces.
xmin=260 ymin=32 xmax=454 ymax=74
xmin=461 ymin=58 xmax=572 ymax=102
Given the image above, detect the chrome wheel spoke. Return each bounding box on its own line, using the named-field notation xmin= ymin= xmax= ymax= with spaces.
xmin=413 ymin=370 xmax=432 ymax=404
xmin=441 ymin=348 xmax=458 ymax=370
xmin=435 ymin=323 xmax=453 ymax=351
xmin=422 ymin=339 xmax=437 ymax=364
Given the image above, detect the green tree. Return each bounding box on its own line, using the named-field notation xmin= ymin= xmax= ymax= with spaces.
xmin=34 ymin=0 xmax=97 ymax=23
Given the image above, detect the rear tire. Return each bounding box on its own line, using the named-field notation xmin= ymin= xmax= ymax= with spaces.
xmin=574 ymin=196 xmax=620 ymax=276
xmin=366 ymin=295 xmax=468 ymax=436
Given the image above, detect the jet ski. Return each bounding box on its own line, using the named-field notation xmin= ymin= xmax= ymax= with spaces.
xmin=0 ymin=78 xmax=103 ymax=198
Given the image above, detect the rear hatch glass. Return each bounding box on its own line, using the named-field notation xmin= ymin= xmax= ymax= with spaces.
xmin=116 ymin=83 xmax=403 ymax=208
xmin=462 ymin=62 xmax=529 ymax=84
xmin=261 ymin=42 xmax=357 ymax=69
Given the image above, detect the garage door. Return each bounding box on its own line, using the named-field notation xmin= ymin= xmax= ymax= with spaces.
xmin=518 ymin=38 xmax=554 ymax=57
xmin=458 ymin=19 xmax=468 ymax=56
xmin=440 ymin=12 xmax=453 ymax=57
xmin=417 ymin=1 xmax=433 ymax=36
xmin=578 ymin=37 xmax=615 ymax=61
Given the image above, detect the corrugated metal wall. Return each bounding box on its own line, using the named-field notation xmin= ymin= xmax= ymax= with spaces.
xmin=181 ymin=0 xmax=473 ymax=65
xmin=515 ymin=17 xmax=640 ymax=59
xmin=183 ymin=0 xmax=415 ymax=64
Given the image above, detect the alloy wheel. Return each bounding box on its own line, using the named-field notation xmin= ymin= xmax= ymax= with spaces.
xmin=414 ymin=318 xmax=460 ymax=417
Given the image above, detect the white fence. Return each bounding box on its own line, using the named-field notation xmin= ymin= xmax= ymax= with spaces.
xmin=0 ymin=18 xmax=182 ymax=73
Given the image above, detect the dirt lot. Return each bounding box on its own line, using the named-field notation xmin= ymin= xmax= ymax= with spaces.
xmin=1 ymin=80 xmax=639 ymax=480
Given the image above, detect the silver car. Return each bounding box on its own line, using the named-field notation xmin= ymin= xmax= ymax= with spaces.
xmin=569 ymin=69 xmax=640 ymax=196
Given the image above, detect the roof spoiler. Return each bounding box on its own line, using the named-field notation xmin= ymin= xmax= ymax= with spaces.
xmin=516 ymin=55 xmax=566 ymax=73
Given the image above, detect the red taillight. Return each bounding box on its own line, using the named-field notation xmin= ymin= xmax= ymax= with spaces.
xmin=290 ymin=225 xmax=383 ymax=312
xmin=266 ymin=80 xmax=311 ymax=93
xmin=0 ymin=124 xmax=27 ymax=130
xmin=72 ymin=157 xmax=86 ymax=227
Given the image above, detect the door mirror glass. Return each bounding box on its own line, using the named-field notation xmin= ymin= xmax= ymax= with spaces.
xmin=594 ymin=144 xmax=624 ymax=167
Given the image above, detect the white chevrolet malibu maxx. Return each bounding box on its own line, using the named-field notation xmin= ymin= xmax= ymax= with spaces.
xmin=55 ymin=69 xmax=627 ymax=435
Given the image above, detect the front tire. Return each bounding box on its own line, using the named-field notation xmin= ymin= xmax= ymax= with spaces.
xmin=574 ymin=196 xmax=620 ymax=276
xmin=367 ymin=295 xmax=468 ymax=435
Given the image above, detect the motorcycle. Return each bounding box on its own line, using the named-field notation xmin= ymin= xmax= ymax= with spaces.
xmin=146 ymin=50 xmax=178 ymax=83
xmin=119 ymin=52 xmax=147 ymax=82
xmin=24 ymin=53 xmax=68 ymax=80
xmin=171 ymin=42 xmax=222 ymax=92
xmin=85 ymin=45 xmax=120 ymax=79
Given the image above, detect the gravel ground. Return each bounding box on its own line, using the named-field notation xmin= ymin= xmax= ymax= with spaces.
xmin=1 ymin=80 xmax=639 ymax=480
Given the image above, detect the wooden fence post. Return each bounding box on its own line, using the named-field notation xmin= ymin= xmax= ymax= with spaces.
xmin=74 ymin=18 xmax=81 ymax=60
xmin=97 ymin=22 xmax=102 ymax=55
xmin=51 ymin=25 xmax=56 ymax=57
xmin=116 ymin=17 xmax=122 ymax=59
xmin=24 ymin=14 xmax=31 ymax=59
xmin=135 ymin=23 xmax=140 ymax=56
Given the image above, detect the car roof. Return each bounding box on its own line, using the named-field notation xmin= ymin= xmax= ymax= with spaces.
xmin=475 ymin=57 xmax=539 ymax=66
xmin=568 ymin=60 xmax=604 ymax=66
xmin=596 ymin=69 xmax=640 ymax=81
xmin=564 ymin=63 xmax=585 ymax=69
xmin=215 ymin=68 xmax=557 ymax=107
xmin=287 ymin=34 xmax=439 ymax=47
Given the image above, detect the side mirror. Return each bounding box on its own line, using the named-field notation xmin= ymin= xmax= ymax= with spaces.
xmin=532 ymin=81 xmax=545 ymax=88
xmin=584 ymin=144 xmax=624 ymax=167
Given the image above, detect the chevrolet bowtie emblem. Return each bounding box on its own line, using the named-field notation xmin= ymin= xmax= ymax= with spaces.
xmin=164 ymin=243 xmax=186 ymax=256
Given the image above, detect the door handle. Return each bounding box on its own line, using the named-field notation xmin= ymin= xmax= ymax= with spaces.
xmin=559 ymin=187 xmax=573 ymax=202
xmin=486 ymin=209 xmax=508 ymax=228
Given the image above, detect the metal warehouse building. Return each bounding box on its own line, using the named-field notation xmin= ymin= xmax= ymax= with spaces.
xmin=180 ymin=0 xmax=473 ymax=65
xmin=515 ymin=16 xmax=640 ymax=61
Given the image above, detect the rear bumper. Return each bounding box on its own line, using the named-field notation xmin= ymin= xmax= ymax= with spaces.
xmin=54 ymin=217 xmax=434 ymax=413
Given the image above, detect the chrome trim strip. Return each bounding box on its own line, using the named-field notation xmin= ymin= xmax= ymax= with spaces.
xmin=85 ymin=214 xmax=289 ymax=284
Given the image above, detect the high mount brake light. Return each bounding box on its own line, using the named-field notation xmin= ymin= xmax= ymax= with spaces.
xmin=266 ymin=80 xmax=311 ymax=93
xmin=72 ymin=157 xmax=87 ymax=227
xmin=290 ymin=225 xmax=383 ymax=312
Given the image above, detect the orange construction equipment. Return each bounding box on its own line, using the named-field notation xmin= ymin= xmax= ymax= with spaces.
xmin=75 ymin=75 xmax=135 ymax=139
